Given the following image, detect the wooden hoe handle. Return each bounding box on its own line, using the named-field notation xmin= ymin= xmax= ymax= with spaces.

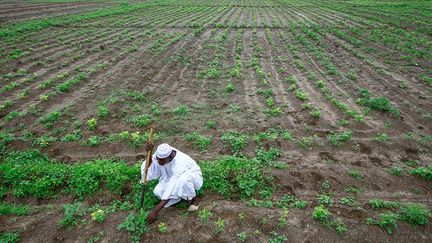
xmin=143 ymin=126 xmax=154 ymax=185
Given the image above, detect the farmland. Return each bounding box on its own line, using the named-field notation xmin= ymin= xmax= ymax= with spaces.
xmin=0 ymin=0 xmax=431 ymax=242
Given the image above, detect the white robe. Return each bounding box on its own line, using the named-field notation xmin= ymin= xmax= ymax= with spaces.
xmin=140 ymin=148 xmax=203 ymax=207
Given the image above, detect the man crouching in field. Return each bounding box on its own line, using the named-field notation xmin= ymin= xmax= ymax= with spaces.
xmin=140 ymin=143 xmax=203 ymax=223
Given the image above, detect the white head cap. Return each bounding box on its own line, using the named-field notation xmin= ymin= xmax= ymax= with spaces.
xmin=156 ymin=143 xmax=173 ymax=159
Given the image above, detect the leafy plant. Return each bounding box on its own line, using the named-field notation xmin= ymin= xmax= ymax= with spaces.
xmin=87 ymin=136 xmax=100 ymax=147
xmin=367 ymin=212 xmax=399 ymax=234
xmin=59 ymin=202 xmax=83 ymax=229
xmin=117 ymin=209 xmax=149 ymax=243
xmin=400 ymin=203 xmax=431 ymax=226
xmin=339 ymin=196 xmax=356 ymax=207
xmin=158 ymin=222 xmax=167 ymax=233
xmin=39 ymin=110 xmax=61 ymax=128
xmin=317 ymin=194 xmax=333 ymax=206
xmin=269 ymin=231 xmax=287 ymax=243
xmin=389 ymin=166 xmax=403 ymax=176
xmin=207 ymin=120 xmax=216 ymax=129
xmin=172 ymin=105 xmax=189 ymax=115
xmin=184 ymin=132 xmax=212 ymax=151
xmin=200 ymin=156 xmax=272 ymax=199
xmin=0 ymin=202 xmax=28 ymax=216
xmin=374 ymin=132 xmax=389 ymax=143
xmin=369 ymin=199 xmax=399 ymax=209
xmin=98 ymin=104 xmax=109 ymax=118
xmin=237 ymin=232 xmax=247 ymax=242
xmin=215 ymin=218 xmax=225 ymax=234
xmin=348 ymin=169 xmax=363 ymax=180
xmin=87 ymin=118 xmax=97 ymax=131
xmin=327 ymin=130 xmax=352 ymax=146
xmin=132 ymin=114 xmax=151 ymax=127
xmin=220 ymin=130 xmax=248 ymax=154
xmin=357 ymin=89 xmax=400 ymax=116
xmin=278 ymin=208 xmax=289 ymax=227
xmin=312 ymin=205 xmax=330 ymax=221
xmin=91 ymin=209 xmax=106 ymax=223
xmin=0 ymin=232 xmax=20 ymax=243
xmin=409 ymin=166 xmax=432 ymax=180
xmin=198 ymin=208 xmax=212 ymax=224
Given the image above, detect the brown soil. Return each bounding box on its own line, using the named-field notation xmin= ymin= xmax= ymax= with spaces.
xmin=1 ymin=1 xmax=431 ymax=242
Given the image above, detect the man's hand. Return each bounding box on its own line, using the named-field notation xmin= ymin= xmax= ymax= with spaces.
xmin=147 ymin=210 xmax=158 ymax=224
xmin=145 ymin=143 xmax=154 ymax=152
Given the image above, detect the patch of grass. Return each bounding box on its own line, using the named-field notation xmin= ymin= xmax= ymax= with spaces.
xmin=264 ymin=107 xmax=282 ymax=117
xmin=400 ymin=203 xmax=431 ymax=226
xmin=87 ymin=136 xmax=100 ymax=147
xmin=374 ymin=132 xmax=389 ymax=143
xmin=0 ymin=150 xmax=138 ymax=199
xmin=348 ymin=169 xmax=363 ymax=180
xmin=357 ymin=89 xmax=400 ymax=116
xmin=312 ymin=205 xmax=346 ymax=233
xmin=367 ymin=212 xmax=399 ymax=234
xmin=131 ymin=114 xmax=151 ymax=127
xmin=269 ymin=231 xmax=288 ymax=243
xmin=327 ymin=130 xmax=352 ymax=146
xmin=207 ymin=120 xmax=216 ymax=129
xmin=389 ymin=166 xmax=403 ymax=176
xmin=61 ymin=130 xmax=82 ymax=142
xmin=200 ymin=156 xmax=273 ymax=199
xmin=97 ymin=104 xmax=109 ymax=118
xmin=0 ymin=232 xmax=20 ymax=243
xmin=226 ymin=82 xmax=234 ymax=93
xmin=184 ymin=132 xmax=212 ymax=151
xmin=237 ymin=231 xmax=247 ymax=242
xmin=172 ymin=105 xmax=189 ymax=115
xmin=39 ymin=110 xmax=61 ymax=129
xmin=0 ymin=202 xmax=29 ymax=216
xmin=317 ymin=194 xmax=333 ymax=206
xmin=220 ymin=130 xmax=248 ymax=154
xmin=277 ymin=195 xmax=308 ymax=209
xmin=369 ymin=199 xmax=400 ymax=209
xmin=127 ymin=91 xmax=145 ymax=101
xmin=339 ymin=196 xmax=357 ymax=207
xmin=34 ymin=135 xmax=56 ymax=148
xmin=59 ymin=202 xmax=84 ymax=229
xmin=409 ymin=166 xmax=432 ymax=180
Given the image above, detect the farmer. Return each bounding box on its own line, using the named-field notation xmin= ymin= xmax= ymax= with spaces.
xmin=140 ymin=143 xmax=203 ymax=223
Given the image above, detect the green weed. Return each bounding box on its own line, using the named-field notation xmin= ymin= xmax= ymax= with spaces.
xmin=117 ymin=209 xmax=149 ymax=243
xmin=215 ymin=218 xmax=225 ymax=234
xmin=357 ymin=89 xmax=400 ymax=116
xmin=400 ymin=203 xmax=431 ymax=226
xmin=184 ymin=132 xmax=212 ymax=152
xmin=369 ymin=199 xmax=400 ymax=209
xmin=367 ymin=212 xmax=399 ymax=234
xmin=87 ymin=118 xmax=97 ymax=131
xmin=409 ymin=166 xmax=432 ymax=180
xmin=59 ymin=202 xmax=83 ymax=229
xmin=220 ymin=131 xmax=248 ymax=154
xmin=0 ymin=202 xmax=28 ymax=216
xmin=327 ymin=130 xmax=352 ymax=146
xmin=172 ymin=105 xmax=189 ymax=115
xmin=237 ymin=232 xmax=247 ymax=242
xmin=198 ymin=208 xmax=212 ymax=224
xmin=0 ymin=232 xmax=20 ymax=243
xmin=158 ymin=222 xmax=167 ymax=233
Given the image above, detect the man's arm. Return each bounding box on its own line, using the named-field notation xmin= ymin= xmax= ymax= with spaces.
xmin=147 ymin=199 xmax=169 ymax=223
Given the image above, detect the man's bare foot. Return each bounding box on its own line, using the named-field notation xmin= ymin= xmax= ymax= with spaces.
xmin=188 ymin=197 xmax=200 ymax=212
